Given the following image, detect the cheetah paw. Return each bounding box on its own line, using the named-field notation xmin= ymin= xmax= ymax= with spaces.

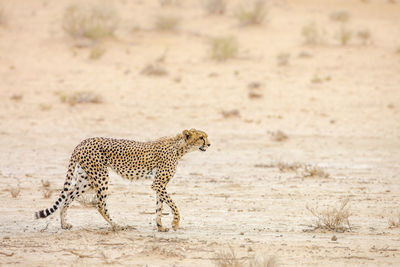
xmin=157 ymin=227 xmax=170 ymax=232
xmin=61 ymin=223 xmax=73 ymax=230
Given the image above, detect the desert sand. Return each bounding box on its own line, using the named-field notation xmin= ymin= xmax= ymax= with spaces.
xmin=0 ymin=0 xmax=399 ymax=266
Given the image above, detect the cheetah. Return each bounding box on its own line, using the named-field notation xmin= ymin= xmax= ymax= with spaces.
xmin=35 ymin=129 xmax=211 ymax=232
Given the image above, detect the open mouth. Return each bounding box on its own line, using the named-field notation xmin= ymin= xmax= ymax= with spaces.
xmin=199 ymin=147 xmax=206 ymax=152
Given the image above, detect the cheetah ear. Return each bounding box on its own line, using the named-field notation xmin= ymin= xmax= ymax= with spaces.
xmin=182 ymin=130 xmax=191 ymax=142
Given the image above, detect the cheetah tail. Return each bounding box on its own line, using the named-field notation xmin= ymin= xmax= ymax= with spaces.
xmin=35 ymin=159 xmax=77 ymax=219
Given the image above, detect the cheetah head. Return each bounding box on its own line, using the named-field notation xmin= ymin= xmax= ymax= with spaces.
xmin=182 ymin=129 xmax=210 ymax=152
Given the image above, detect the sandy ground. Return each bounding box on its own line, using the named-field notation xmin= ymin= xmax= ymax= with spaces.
xmin=0 ymin=0 xmax=400 ymax=266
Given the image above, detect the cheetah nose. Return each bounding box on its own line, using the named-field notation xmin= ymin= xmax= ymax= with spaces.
xmin=207 ymin=144 xmax=211 ymax=147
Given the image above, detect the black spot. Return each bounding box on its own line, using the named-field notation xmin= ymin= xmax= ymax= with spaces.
xmin=53 ymin=205 xmax=58 ymax=210
xmin=50 ymin=208 xmax=54 ymax=213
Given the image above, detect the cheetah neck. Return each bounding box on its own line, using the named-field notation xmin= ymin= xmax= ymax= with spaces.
xmin=174 ymin=134 xmax=190 ymax=159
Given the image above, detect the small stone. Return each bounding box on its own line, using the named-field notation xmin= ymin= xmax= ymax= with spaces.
xmin=331 ymin=235 xmax=337 ymax=241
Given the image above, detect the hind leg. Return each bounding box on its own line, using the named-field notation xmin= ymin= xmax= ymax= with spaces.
xmin=60 ymin=166 xmax=89 ymax=229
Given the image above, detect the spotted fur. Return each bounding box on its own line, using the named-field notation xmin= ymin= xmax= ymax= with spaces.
xmin=35 ymin=129 xmax=210 ymax=231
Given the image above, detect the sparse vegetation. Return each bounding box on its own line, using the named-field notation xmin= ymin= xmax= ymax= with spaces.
xmin=302 ymin=165 xmax=330 ymax=178
xmin=154 ymin=15 xmax=180 ymax=31
xmin=336 ymin=26 xmax=352 ymax=46
xmin=214 ymin=247 xmax=276 ymax=267
xmin=221 ymin=109 xmax=240 ymax=118
xmin=235 ymin=0 xmax=266 ymax=26
xmin=63 ymin=4 xmax=118 ymax=40
xmin=357 ymin=29 xmax=371 ymax=45
xmin=141 ymin=63 xmax=168 ymax=76
xmin=388 ymin=213 xmax=400 ymax=228
xmin=276 ymin=53 xmax=290 ymax=66
xmin=276 ymin=161 xmax=302 ymax=172
xmin=59 ymin=91 xmax=102 ymax=106
xmin=306 ymin=198 xmax=352 ymax=232
xmin=301 ymin=22 xmax=321 ymax=45
xmin=203 ymin=0 xmax=226 ymax=15
xmin=269 ymin=130 xmax=288 ymax=142
xmin=210 ymin=36 xmax=238 ymax=61
xmin=89 ymin=46 xmax=106 ymax=60
xmin=10 ymin=186 xmax=21 ymax=198
xmin=330 ymin=10 xmax=350 ymax=23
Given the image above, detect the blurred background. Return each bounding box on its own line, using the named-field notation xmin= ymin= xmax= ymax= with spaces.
xmin=0 ymin=0 xmax=399 ymax=265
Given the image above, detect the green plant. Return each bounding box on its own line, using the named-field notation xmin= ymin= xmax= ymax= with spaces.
xmin=306 ymin=198 xmax=351 ymax=232
xmin=63 ymin=4 xmax=118 ymax=40
xmin=154 ymin=15 xmax=180 ymax=31
xmin=235 ymin=0 xmax=266 ymax=26
xmin=210 ymin=36 xmax=238 ymax=61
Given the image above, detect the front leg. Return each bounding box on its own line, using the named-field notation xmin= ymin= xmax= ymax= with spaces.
xmin=151 ymin=164 xmax=179 ymax=231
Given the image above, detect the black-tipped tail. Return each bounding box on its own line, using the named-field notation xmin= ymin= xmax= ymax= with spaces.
xmin=35 ymin=205 xmax=58 ymax=219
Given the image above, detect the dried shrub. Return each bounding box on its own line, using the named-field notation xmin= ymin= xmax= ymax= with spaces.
xmin=140 ymin=64 xmax=168 ymax=76
xmin=276 ymin=53 xmax=290 ymax=66
xmin=89 ymin=46 xmax=106 ymax=60
xmin=276 ymin=162 xmax=302 ymax=172
xmin=214 ymin=247 xmax=276 ymax=267
xmin=306 ymin=198 xmax=351 ymax=232
xmin=43 ymin=189 xmax=52 ymax=199
xmin=388 ymin=213 xmax=400 ymax=228
xmin=59 ymin=91 xmax=102 ymax=106
xmin=221 ymin=109 xmax=240 ymax=118
xmin=357 ymin=29 xmax=371 ymax=45
xmin=269 ymin=130 xmax=288 ymax=142
xmin=63 ymin=4 xmax=118 ymax=40
xmin=210 ymin=36 xmax=238 ymax=61
xmin=41 ymin=179 xmax=50 ymax=188
xmin=336 ymin=26 xmax=352 ymax=46
xmin=302 ymin=165 xmax=330 ymax=178
xmin=203 ymin=0 xmax=226 ymax=15
xmin=235 ymin=0 xmax=266 ymax=26
xmin=301 ymin=22 xmax=321 ymax=45
xmin=10 ymin=186 xmax=20 ymax=198
xmin=329 ymin=10 xmax=350 ymax=23
xmin=154 ymin=15 xmax=180 ymax=31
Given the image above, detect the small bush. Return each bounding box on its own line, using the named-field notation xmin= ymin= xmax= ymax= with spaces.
xmin=89 ymin=46 xmax=106 ymax=60
xmin=154 ymin=15 xmax=180 ymax=31
xmin=301 ymin=22 xmax=321 ymax=45
xmin=357 ymin=29 xmax=371 ymax=45
xmin=10 ymin=186 xmax=20 ymax=198
xmin=388 ymin=213 xmax=400 ymax=228
xmin=269 ymin=130 xmax=288 ymax=142
xmin=302 ymin=165 xmax=330 ymax=178
xmin=306 ymin=198 xmax=351 ymax=232
xmin=203 ymin=0 xmax=226 ymax=15
xmin=140 ymin=63 xmax=168 ymax=76
xmin=329 ymin=10 xmax=350 ymax=23
xmin=63 ymin=4 xmax=118 ymax=40
xmin=336 ymin=26 xmax=352 ymax=46
xmin=276 ymin=53 xmax=290 ymax=66
xmin=59 ymin=91 xmax=102 ymax=106
xmin=235 ymin=0 xmax=266 ymax=26
xmin=210 ymin=36 xmax=238 ymax=61
xmin=276 ymin=162 xmax=302 ymax=172
xmin=214 ymin=247 xmax=276 ymax=267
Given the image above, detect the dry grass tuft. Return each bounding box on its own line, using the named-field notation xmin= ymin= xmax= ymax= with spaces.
xmin=336 ymin=26 xmax=352 ymax=46
xmin=63 ymin=4 xmax=118 ymax=40
xmin=302 ymin=165 xmax=330 ymax=178
xmin=214 ymin=247 xmax=276 ymax=267
xmin=301 ymin=22 xmax=321 ymax=45
xmin=221 ymin=109 xmax=240 ymax=118
xmin=388 ymin=213 xmax=400 ymax=228
xmin=10 ymin=186 xmax=21 ymax=198
xmin=269 ymin=130 xmax=288 ymax=142
xmin=89 ymin=46 xmax=106 ymax=60
xmin=276 ymin=53 xmax=290 ymax=66
xmin=235 ymin=0 xmax=267 ymax=26
xmin=43 ymin=189 xmax=52 ymax=199
xmin=306 ymin=198 xmax=351 ymax=232
xmin=210 ymin=36 xmax=238 ymax=61
xmin=154 ymin=15 xmax=180 ymax=31
xmin=276 ymin=162 xmax=302 ymax=172
xmin=41 ymin=179 xmax=50 ymax=188
xmin=141 ymin=63 xmax=168 ymax=76
xmin=357 ymin=29 xmax=371 ymax=45
xmin=235 ymin=0 xmax=266 ymax=26
xmin=59 ymin=91 xmax=102 ymax=106
xmin=203 ymin=0 xmax=226 ymax=15
xmin=329 ymin=10 xmax=350 ymax=23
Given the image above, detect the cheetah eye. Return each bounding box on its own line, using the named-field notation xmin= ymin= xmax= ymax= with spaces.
xmin=200 ymin=136 xmax=204 ymax=140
